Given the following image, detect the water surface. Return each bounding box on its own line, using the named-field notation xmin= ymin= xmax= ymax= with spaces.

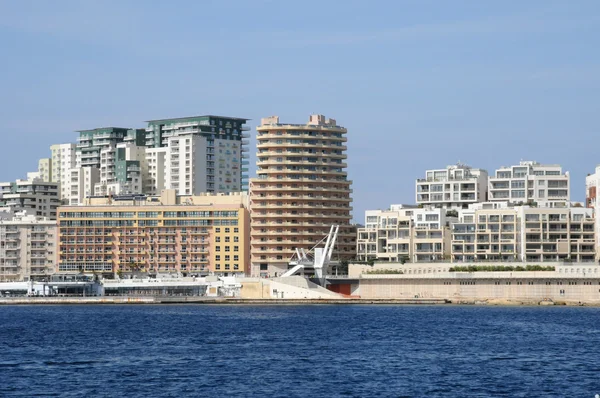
xmin=0 ymin=305 xmax=599 ymax=397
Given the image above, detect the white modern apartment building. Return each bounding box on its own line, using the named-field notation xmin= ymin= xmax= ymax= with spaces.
xmin=357 ymin=205 xmax=456 ymax=263
xmin=358 ymin=206 xmax=415 ymax=262
xmin=488 ymin=161 xmax=570 ymax=203
xmin=416 ymin=163 xmax=488 ymax=209
xmin=452 ymin=202 xmax=595 ymax=263
xmin=519 ymin=204 xmax=595 ymax=263
xmin=164 ymin=134 xmax=208 ymax=196
xmin=145 ymin=148 xmax=167 ymax=195
xmin=146 ymin=115 xmax=250 ymax=194
xmin=67 ymin=167 xmax=100 ymax=205
xmin=50 ymin=143 xmax=77 ymax=202
xmin=0 ymin=212 xmax=58 ymax=282
xmin=0 ymin=176 xmax=60 ymax=219
xmin=38 ymin=158 xmax=52 ymax=182
xmin=94 ymin=142 xmax=147 ymax=196
xmin=452 ymin=202 xmax=520 ymax=262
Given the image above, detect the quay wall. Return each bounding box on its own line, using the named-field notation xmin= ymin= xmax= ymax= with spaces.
xmin=359 ymin=272 xmax=600 ymax=304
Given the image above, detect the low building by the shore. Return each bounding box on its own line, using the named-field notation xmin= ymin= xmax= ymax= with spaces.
xmin=352 ymin=262 xmax=600 ymax=304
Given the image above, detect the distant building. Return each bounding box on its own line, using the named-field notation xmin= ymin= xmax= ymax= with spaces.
xmin=585 ymin=165 xmax=600 ymax=208
xmin=144 ymin=115 xmax=250 ymax=194
xmin=37 ymin=158 xmax=52 ymax=182
xmin=145 ymin=147 xmax=167 ymax=196
xmin=0 ymin=212 xmax=57 ymax=282
xmin=50 ymin=143 xmax=77 ymax=202
xmin=488 ymin=161 xmax=569 ymax=203
xmin=0 ymin=175 xmax=60 ymax=219
xmin=415 ymin=163 xmax=488 ymax=209
xmin=67 ymin=167 xmax=100 ymax=206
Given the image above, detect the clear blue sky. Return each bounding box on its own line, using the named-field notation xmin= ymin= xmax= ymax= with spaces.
xmin=1 ymin=0 xmax=598 ymax=221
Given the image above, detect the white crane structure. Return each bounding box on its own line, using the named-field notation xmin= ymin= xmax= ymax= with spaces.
xmin=281 ymin=225 xmax=340 ymax=286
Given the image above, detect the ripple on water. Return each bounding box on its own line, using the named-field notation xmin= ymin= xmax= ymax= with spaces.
xmin=0 ymin=305 xmax=599 ymax=397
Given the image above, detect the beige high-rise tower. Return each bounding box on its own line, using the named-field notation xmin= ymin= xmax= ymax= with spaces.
xmin=249 ymin=114 xmax=355 ymax=277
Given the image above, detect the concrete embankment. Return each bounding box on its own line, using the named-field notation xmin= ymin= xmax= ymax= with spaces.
xmin=450 ymin=298 xmax=600 ymax=306
xmin=0 ymin=297 xmax=450 ymax=305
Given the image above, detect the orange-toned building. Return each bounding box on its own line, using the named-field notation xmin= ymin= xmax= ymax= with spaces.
xmin=57 ymin=191 xmax=249 ymax=277
xmin=249 ymin=115 xmax=355 ymax=277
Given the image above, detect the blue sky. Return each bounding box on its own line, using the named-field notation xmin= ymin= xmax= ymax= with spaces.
xmin=0 ymin=0 xmax=598 ymax=221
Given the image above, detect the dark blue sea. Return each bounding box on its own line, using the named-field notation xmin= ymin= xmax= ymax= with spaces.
xmin=1 ymin=305 xmax=599 ymax=397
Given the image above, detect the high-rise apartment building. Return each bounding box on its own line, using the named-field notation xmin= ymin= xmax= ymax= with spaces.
xmin=75 ymin=127 xmax=147 ymax=200
xmin=38 ymin=158 xmax=52 ymax=182
xmin=57 ymin=190 xmax=250 ymax=277
xmin=67 ymin=167 xmax=100 ymax=205
xmin=415 ymin=163 xmax=488 ymax=209
xmin=50 ymin=143 xmax=77 ymax=201
xmin=0 ymin=212 xmax=58 ymax=282
xmin=145 ymin=148 xmax=167 ymax=196
xmin=488 ymin=161 xmax=570 ymax=203
xmin=249 ymin=115 xmax=354 ymax=277
xmin=0 ymin=176 xmax=60 ymax=219
xmin=145 ymin=115 xmax=250 ymax=194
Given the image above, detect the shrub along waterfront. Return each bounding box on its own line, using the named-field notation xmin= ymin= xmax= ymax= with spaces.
xmin=448 ymin=265 xmax=555 ymax=272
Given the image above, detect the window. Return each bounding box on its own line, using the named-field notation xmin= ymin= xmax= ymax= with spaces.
xmin=215 ymin=246 xmax=221 ymax=252
xmin=215 ymin=237 xmax=221 ymax=242
xmin=234 ymin=246 xmax=239 ymax=252
xmin=225 ymin=237 xmax=230 ymax=242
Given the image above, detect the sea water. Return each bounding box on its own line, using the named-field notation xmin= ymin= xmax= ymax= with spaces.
xmin=1 ymin=305 xmax=599 ymax=397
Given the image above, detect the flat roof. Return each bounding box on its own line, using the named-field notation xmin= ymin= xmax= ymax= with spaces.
xmin=145 ymin=115 xmax=250 ymax=123
xmin=76 ymin=127 xmax=131 ymax=133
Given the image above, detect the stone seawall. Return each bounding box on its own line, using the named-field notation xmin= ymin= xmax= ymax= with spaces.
xmin=359 ymin=272 xmax=600 ymax=305
xmin=0 ymin=297 xmax=449 ymax=305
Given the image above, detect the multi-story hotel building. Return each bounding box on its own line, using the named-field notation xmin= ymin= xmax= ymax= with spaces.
xmin=0 ymin=212 xmax=58 ymax=282
xmin=145 ymin=115 xmax=250 ymax=194
xmin=57 ymin=190 xmax=250 ymax=277
xmin=0 ymin=176 xmax=60 ymax=219
xmin=415 ymin=163 xmax=488 ymax=209
xmin=249 ymin=115 xmax=355 ymax=277
xmin=488 ymin=161 xmax=570 ymax=203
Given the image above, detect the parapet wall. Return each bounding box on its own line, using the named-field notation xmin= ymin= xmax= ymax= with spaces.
xmin=350 ymin=262 xmax=600 ymax=278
